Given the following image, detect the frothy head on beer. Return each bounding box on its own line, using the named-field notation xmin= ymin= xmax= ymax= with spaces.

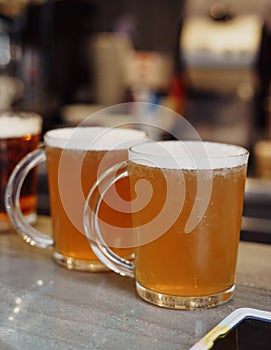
xmin=0 ymin=111 xmax=42 ymax=139
xmin=44 ymin=127 xmax=147 ymax=151
xmin=129 ymin=141 xmax=249 ymax=170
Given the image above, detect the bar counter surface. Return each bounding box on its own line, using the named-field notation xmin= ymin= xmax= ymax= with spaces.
xmin=0 ymin=216 xmax=271 ymax=350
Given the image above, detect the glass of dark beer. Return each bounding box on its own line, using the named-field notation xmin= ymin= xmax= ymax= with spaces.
xmin=0 ymin=111 xmax=42 ymax=231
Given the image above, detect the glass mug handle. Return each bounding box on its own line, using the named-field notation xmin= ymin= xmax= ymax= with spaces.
xmin=83 ymin=161 xmax=135 ymax=278
xmin=5 ymin=145 xmax=54 ymax=248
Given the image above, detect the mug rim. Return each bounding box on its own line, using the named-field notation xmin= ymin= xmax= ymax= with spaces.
xmin=128 ymin=140 xmax=249 ymax=170
xmin=43 ymin=126 xmax=147 ymax=151
xmin=0 ymin=111 xmax=42 ymax=139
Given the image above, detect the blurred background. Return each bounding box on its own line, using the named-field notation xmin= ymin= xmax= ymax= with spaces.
xmin=0 ymin=0 xmax=270 ymax=241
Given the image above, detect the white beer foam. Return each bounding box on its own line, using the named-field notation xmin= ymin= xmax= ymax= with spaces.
xmin=44 ymin=127 xmax=147 ymax=151
xmin=129 ymin=141 xmax=249 ymax=170
xmin=0 ymin=114 xmax=42 ymax=138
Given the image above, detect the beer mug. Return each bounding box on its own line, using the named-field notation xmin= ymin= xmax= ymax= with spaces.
xmin=0 ymin=111 xmax=42 ymax=231
xmin=5 ymin=127 xmax=147 ymax=271
xmin=84 ymin=141 xmax=249 ymax=309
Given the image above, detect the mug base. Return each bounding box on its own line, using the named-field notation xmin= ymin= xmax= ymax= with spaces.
xmin=136 ymin=281 xmax=235 ymax=310
xmin=53 ymin=251 xmax=109 ymax=272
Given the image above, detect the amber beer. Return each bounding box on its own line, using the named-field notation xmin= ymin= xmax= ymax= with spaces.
xmin=0 ymin=112 xmax=41 ymax=230
xmin=45 ymin=127 xmax=146 ymax=270
xmin=130 ymin=163 xmax=246 ymax=295
xmin=128 ymin=141 xmax=249 ymax=307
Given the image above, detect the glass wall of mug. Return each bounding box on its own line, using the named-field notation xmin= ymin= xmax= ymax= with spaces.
xmin=5 ymin=126 xmax=147 ymax=271
xmin=84 ymin=141 xmax=249 ymax=309
xmin=0 ymin=111 xmax=42 ymax=231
